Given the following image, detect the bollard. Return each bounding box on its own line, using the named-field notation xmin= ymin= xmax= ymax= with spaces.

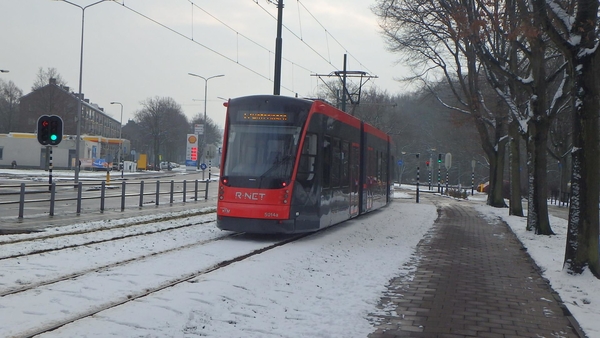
xmin=18 ymin=183 xmax=25 ymax=219
xmin=139 ymin=181 xmax=144 ymax=207
xmin=76 ymin=182 xmax=83 ymax=214
xmin=106 ymin=170 xmax=110 ymax=185
xmin=121 ymin=181 xmax=126 ymax=211
xmin=170 ymin=180 xmax=175 ymax=204
xmin=155 ymin=181 xmax=160 ymax=206
xmin=100 ymin=181 xmax=106 ymax=212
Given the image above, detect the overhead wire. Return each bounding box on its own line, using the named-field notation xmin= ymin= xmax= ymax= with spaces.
xmin=112 ymin=1 xmax=298 ymax=94
xmin=113 ymin=0 xmax=377 ymax=93
xmin=251 ymin=0 xmax=377 ymax=77
xmin=295 ymin=0 xmax=375 ymax=75
xmin=251 ymin=0 xmax=341 ymax=71
xmin=185 ymin=0 xmax=314 ymax=74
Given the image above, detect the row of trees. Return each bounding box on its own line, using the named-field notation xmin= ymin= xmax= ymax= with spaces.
xmin=123 ymin=97 xmax=221 ymax=170
xmin=0 ymin=79 xmax=22 ymax=134
xmin=372 ymin=0 xmax=599 ymax=276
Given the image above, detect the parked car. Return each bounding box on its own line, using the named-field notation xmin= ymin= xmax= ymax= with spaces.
xmin=159 ymin=162 xmax=179 ymax=170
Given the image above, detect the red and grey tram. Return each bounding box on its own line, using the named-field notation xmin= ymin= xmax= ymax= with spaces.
xmin=217 ymin=95 xmax=395 ymax=234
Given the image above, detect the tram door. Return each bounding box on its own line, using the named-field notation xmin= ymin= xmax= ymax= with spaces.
xmin=349 ymin=143 xmax=360 ymax=217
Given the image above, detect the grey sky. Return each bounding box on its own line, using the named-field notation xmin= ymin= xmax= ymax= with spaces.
xmin=1 ymin=0 xmax=409 ymax=128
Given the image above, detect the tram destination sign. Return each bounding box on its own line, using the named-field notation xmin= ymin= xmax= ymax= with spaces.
xmin=239 ymin=111 xmax=289 ymax=122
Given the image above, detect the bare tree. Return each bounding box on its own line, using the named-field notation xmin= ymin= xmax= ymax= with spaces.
xmin=373 ymin=0 xmax=509 ymax=207
xmin=0 ymin=80 xmax=23 ymax=133
xmin=533 ymin=0 xmax=600 ymax=276
xmin=469 ymin=0 xmax=572 ymax=234
xmin=31 ymin=67 xmax=67 ymax=91
xmin=134 ymin=97 xmax=188 ymax=169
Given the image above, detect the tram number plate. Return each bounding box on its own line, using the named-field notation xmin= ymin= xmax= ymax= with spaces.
xmin=264 ymin=212 xmax=279 ymax=218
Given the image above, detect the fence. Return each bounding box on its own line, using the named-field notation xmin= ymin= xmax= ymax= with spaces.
xmin=0 ymin=179 xmax=210 ymax=219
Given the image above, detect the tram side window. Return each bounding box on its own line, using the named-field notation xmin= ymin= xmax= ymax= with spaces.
xmin=341 ymin=141 xmax=349 ymax=187
xmin=351 ymin=143 xmax=360 ymax=192
xmin=378 ymin=151 xmax=382 ymax=181
xmin=323 ymin=136 xmax=332 ymax=189
xmin=367 ymin=147 xmax=375 ymax=179
xmin=297 ymin=133 xmax=317 ymax=181
xmin=331 ymin=138 xmax=341 ymax=188
xmin=382 ymin=152 xmax=388 ymax=183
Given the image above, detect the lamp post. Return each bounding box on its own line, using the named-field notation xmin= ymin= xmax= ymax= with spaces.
xmin=188 ymin=73 xmax=224 ymax=180
xmin=0 ymin=70 xmax=8 ymax=73
xmin=55 ymin=0 xmax=107 ymax=185
xmin=110 ymin=101 xmax=124 ymax=178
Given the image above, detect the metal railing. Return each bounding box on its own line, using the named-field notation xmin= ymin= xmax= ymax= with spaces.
xmin=0 ymin=179 xmax=210 ymax=219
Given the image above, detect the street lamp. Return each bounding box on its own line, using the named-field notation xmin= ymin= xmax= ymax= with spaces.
xmin=188 ymin=72 xmax=224 ymax=180
xmin=110 ymin=101 xmax=123 ymax=178
xmin=0 ymin=70 xmax=9 ymax=73
xmin=54 ymin=0 xmax=108 ymax=185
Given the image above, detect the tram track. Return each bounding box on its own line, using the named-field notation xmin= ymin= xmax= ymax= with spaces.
xmin=7 ymin=231 xmax=312 ymax=338
xmin=0 ymin=210 xmax=217 ymax=260
xmin=0 ymin=230 xmax=239 ymax=298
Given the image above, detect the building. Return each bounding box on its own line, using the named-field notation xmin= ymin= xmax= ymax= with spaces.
xmin=0 ymin=132 xmax=130 ymax=170
xmin=18 ymin=78 xmax=121 ymax=139
xmin=0 ymin=78 xmax=130 ymax=169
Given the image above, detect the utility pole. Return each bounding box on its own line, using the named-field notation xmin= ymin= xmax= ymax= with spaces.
xmin=313 ymin=56 xmax=377 ymax=113
xmin=273 ymin=0 xmax=283 ymax=95
xmin=341 ymin=54 xmax=347 ymax=112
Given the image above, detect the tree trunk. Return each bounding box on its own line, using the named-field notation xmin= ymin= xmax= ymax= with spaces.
xmin=486 ymin=137 xmax=507 ymax=208
xmin=508 ymin=120 xmax=523 ymax=216
xmin=565 ymin=50 xmax=600 ymax=277
xmin=530 ymin=120 xmax=552 ymax=235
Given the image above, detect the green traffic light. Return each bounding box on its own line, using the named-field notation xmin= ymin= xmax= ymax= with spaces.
xmin=50 ymin=134 xmax=58 ymax=141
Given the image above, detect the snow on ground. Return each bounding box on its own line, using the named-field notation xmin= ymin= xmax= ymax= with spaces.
xmin=0 ymin=171 xmax=599 ymax=336
xmin=7 ymin=193 xmax=438 ymax=338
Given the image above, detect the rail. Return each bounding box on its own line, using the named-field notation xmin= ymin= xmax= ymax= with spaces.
xmin=0 ymin=179 xmax=210 ymax=219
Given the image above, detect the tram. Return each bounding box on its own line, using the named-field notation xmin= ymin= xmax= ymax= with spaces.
xmin=217 ymin=95 xmax=395 ymax=234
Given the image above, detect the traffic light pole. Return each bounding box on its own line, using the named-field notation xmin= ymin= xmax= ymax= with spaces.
xmin=446 ymin=169 xmax=449 ymax=194
xmin=437 ymin=154 xmax=442 ymax=193
xmin=47 ymin=146 xmax=53 ymax=192
xmin=428 ymin=165 xmax=432 ymax=190
xmin=416 ymin=153 xmax=420 ymax=203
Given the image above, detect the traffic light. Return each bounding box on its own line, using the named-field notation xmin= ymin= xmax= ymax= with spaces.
xmin=426 ymin=161 xmax=430 ymax=167
xmin=37 ymin=115 xmax=63 ymax=145
xmin=190 ymin=147 xmax=198 ymax=161
xmin=438 ymin=153 xmax=442 ymax=163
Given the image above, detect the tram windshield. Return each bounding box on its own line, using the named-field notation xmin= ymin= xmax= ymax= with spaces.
xmin=223 ymin=124 xmax=302 ymax=188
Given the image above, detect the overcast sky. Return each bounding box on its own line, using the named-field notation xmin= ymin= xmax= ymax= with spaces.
xmin=1 ymin=0 xmax=410 ymax=128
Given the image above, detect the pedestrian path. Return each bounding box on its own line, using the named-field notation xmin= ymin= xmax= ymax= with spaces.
xmin=369 ymin=199 xmax=584 ymax=338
